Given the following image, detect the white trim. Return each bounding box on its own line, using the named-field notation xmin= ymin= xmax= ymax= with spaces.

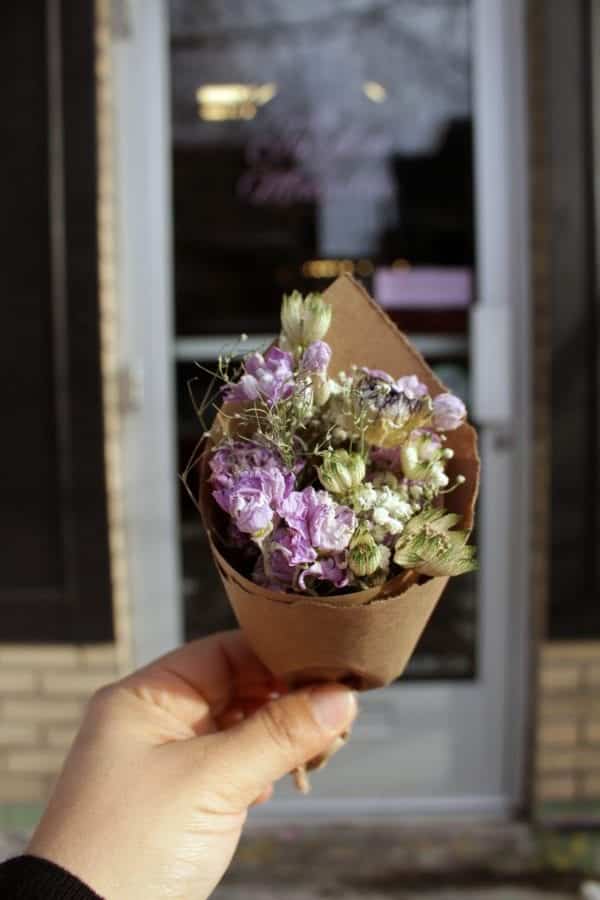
xmin=250 ymin=795 xmax=513 ymax=824
xmin=471 ymin=0 xmax=531 ymax=806
xmin=174 ymin=334 xmax=469 ymax=362
xmin=175 ymin=335 xmax=275 ymax=361
xmin=111 ymin=0 xmax=183 ymax=666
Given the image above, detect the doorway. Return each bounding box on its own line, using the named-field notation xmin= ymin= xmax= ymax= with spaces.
xmin=112 ymin=0 xmax=531 ymax=816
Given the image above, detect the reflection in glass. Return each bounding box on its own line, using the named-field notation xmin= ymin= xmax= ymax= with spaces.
xmin=170 ymin=0 xmax=477 ymax=680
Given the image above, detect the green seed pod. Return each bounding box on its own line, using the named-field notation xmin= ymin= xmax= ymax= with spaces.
xmin=318 ymin=450 xmax=366 ymax=495
xmin=302 ymin=294 xmax=332 ymax=344
xmin=280 ymin=290 xmax=304 ymax=348
xmin=348 ymin=529 xmax=381 ymax=577
xmin=280 ymin=291 xmax=332 ymax=350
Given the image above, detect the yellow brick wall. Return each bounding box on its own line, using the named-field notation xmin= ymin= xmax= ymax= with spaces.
xmin=0 ymin=644 xmax=121 ymax=805
xmin=0 ymin=3 xmax=132 ymax=813
xmin=525 ymin=1 xmax=600 ymax=825
xmin=535 ymin=643 xmax=600 ymax=812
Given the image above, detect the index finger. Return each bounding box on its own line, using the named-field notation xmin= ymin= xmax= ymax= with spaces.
xmin=124 ymin=630 xmax=284 ymax=716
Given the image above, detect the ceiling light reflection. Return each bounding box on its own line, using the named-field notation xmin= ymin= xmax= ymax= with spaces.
xmin=196 ymin=83 xmax=277 ymax=122
xmin=363 ymin=81 xmax=387 ymax=103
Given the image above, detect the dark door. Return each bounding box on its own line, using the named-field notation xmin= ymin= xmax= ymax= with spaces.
xmin=0 ymin=2 xmax=113 ymax=642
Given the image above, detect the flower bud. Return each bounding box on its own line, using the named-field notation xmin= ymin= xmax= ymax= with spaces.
xmin=348 ymin=530 xmax=382 ymax=577
xmin=432 ymin=392 xmax=466 ymax=432
xmin=319 ymin=450 xmax=366 ymax=495
xmin=371 ymin=470 xmax=400 ymax=490
xmin=301 ymin=340 xmax=331 ymax=375
xmin=429 ymin=462 xmax=449 ymax=489
xmin=400 ymin=444 xmax=421 ymax=479
xmin=409 ymin=483 xmax=424 ymax=500
xmin=311 ymin=373 xmax=332 ymax=407
xmin=332 ymin=427 xmax=349 ymax=442
xmin=303 ymin=294 xmax=332 ymax=344
xmin=280 ymin=291 xmax=332 ymax=350
xmin=280 ymin=291 xmax=304 ymax=349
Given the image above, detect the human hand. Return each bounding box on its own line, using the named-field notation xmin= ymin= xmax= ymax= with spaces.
xmin=28 ymin=631 xmax=357 ymax=899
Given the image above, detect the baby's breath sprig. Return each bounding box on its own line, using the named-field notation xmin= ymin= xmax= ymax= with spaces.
xmin=226 ymin=378 xmax=316 ymax=469
xmin=186 ymin=288 xmax=477 ymax=596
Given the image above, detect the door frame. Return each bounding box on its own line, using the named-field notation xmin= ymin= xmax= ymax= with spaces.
xmin=111 ymin=0 xmax=532 ymax=816
xmin=109 ymin=0 xmax=183 ymax=665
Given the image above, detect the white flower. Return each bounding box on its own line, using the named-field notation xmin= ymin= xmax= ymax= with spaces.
xmin=328 ymin=377 xmax=344 ymax=396
xmin=371 ymin=525 xmax=387 ymax=543
xmin=420 ymin=437 xmax=441 ymax=461
xmin=378 ymin=544 xmax=392 ymax=572
xmin=429 ymin=462 xmax=449 ymax=489
xmin=387 ymin=517 xmax=405 ymax=534
xmin=351 ymin=483 xmax=378 ymax=511
xmin=311 ymin=373 xmax=332 ymax=407
xmin=386 ymin=495 xmax=413 ymax=518
xmin=402 ymin=445 xmax=420 ymax=472
xmin=372 ymin=507 xmax=390 ymax=526
xmin=377 ymin=487 xmax=413 ymax=520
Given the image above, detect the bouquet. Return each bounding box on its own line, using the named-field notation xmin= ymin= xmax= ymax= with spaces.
xmin=187 ymin=275 xmax=479 ymax=783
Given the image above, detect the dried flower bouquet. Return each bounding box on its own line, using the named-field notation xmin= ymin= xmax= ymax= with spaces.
xmin=187 ymin=275 xmax=479 ymax=790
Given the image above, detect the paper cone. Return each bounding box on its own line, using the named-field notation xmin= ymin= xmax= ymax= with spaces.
xmin=199 ymin=274 xmax=479 ymax=690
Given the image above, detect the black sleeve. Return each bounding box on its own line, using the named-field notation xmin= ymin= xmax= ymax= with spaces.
xmin=0 ymin=854 xmax=103 ymax=899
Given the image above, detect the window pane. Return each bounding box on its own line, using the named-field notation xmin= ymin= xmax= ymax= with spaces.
xmin=171 ymin=0 xmax=478 ymax=679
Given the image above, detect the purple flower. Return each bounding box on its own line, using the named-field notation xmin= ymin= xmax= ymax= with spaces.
xmin=233 ymin=373 xmax=260 ymax=402
xmin=310 ymin=496 xmax=355 ymax=551
xmin=226 ymin=521 xmax=255 ymax=550
xmin=253 ymin=526 xmax=316 ymax=591
xmin=255 ymin=525 xmax=351 ymax=594
xmin=432 ymin=393 xmax=466 ymax=431
xmin=298 ymin=554 xmax=349 ymax=590
xmin=280 ymin=487 xmax=356 ymax=553
xmin=362 ymin=367 xmax=394 ymax=384
xmin=253 ymin=555 xmax=293 ymax=591
xmin=395 ymin=375 xmax=429 ymax=400
xmin=212 ymin=458 xmax=295 ymax=536
xmin=271 ymin=526 xmax=317 ymax=567
xmin=213 ymin=474 xmax=272 ymax=535
xmin=300 ymin=341 xmax=331 ymax=375
xmin=209 ymin=441 xmax=285 ymax=488
xmin=369 ymin=446 xmax=403 ymax=471
xmin=226 ymin=346 xmax=295 ymax=405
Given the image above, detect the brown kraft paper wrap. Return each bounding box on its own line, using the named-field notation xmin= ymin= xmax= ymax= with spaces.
xmin=199 ymin=274 xmax=480 ymax=692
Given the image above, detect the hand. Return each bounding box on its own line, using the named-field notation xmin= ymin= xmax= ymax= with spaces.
xmin=28 ymin=631 xmax=357 ymax=899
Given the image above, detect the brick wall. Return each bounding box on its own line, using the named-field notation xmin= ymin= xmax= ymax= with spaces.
xmin=0 ymin=2 xmax=132 ymax=817
xmin=0 ymin=645 xmax=120 ymax=805
xmin=535 ymin=643 xmax=600 ymax=820
xmin=527 ymin=1 xmax=600 ymax=824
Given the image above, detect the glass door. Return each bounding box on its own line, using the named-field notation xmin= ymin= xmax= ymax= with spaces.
xmin=169 ymin=0 xmax=529 ymax=813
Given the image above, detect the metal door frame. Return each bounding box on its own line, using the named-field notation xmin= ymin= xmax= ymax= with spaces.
xmin=111 ymin=0 xmax=532 ymax=817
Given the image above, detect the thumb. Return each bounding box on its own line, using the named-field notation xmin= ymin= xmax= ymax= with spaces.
xmin=201 ymin=685 xmax=357 ymax=808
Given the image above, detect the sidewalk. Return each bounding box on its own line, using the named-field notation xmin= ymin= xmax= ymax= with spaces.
xmin=214 ymin=890 xmax=575 ymax=899
xmin=211 ymin=820 xmax=594 ymax=899
xmin=2 ymin=820 xmax=594 ymax=898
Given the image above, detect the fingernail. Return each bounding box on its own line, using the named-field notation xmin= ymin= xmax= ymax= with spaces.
xmin=308 ymin=686 xmax=358 ymax=733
